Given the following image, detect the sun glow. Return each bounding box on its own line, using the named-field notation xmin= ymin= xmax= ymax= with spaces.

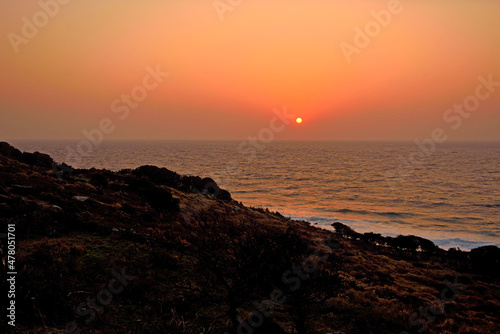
xmin=296 ymin=118 xmax=303 ymax=124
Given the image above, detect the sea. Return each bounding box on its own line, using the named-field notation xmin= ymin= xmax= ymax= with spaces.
xmin=10 ymin=140 xmax=500 ymax=251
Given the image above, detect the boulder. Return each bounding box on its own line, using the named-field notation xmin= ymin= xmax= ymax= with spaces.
xmin=21 ymin=151 xmax=54 ymax=169
xmin=12 ymin=185 xmax=36 ymax=196
xmin=470 ymin=245 xmax=500 ymax=276
xmin=0 ymin=142 xmax=23 ymax=158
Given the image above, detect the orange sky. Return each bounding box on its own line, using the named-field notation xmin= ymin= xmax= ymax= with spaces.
xmin=1 ymin=0 xmax=499 ymax=141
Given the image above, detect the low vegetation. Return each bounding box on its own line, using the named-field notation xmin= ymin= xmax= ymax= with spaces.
xmin=0 ymin=142 xmax=498 ymax=333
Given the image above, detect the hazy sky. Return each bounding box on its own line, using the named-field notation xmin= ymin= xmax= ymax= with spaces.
xmin=1 ymin=0 xmax=499 ymax=141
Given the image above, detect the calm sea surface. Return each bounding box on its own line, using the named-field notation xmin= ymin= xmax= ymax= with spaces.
xmin=11 ymin=140 xmax=500 ymax=251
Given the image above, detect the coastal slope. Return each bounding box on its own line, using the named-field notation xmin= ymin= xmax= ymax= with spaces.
xmin=0 ymin=142 xmax=499 ymax=334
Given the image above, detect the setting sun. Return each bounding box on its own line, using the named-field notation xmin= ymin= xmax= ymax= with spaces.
xmin=1 ymin=1 xmax=500 ymax=332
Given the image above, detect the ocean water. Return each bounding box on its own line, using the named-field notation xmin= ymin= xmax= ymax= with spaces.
xmin=11 ymin=140 xmax=500 ymax=251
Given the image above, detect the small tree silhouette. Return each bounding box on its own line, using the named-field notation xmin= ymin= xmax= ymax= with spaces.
xmin=185 ymin=207 xmax=311 ymax=331
xmin=279 ymin=252 xmax=343 ymax=334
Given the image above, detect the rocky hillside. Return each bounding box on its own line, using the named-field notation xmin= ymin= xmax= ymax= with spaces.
xmin=0 ymin=142 xmax=498 ymax=334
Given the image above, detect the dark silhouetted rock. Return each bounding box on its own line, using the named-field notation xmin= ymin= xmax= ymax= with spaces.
xmin=0 ymin=142 xmax=23 ymax=159
xmin=144 ymin=187 xmax=179 ymax=212
xmin=390 ymin=235 xmax=419 ymax=253
xmin=470 ymin=245 xmax=500 ymax=277
xmin=361 ymin=232 xmax=384 ymax=245
xmin=21 ymin=151 xmax=54 ymax=169
xmin=133 ymin=165 xmax=181 ymax=187
xmin=12 ymin=185 xmax=36 ymax=196
xmin=332 ymin=222 xmax=360 ymax=240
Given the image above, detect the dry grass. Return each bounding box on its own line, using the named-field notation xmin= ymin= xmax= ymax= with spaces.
xmin=1 ymin=141 xmax=499 ymax=334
